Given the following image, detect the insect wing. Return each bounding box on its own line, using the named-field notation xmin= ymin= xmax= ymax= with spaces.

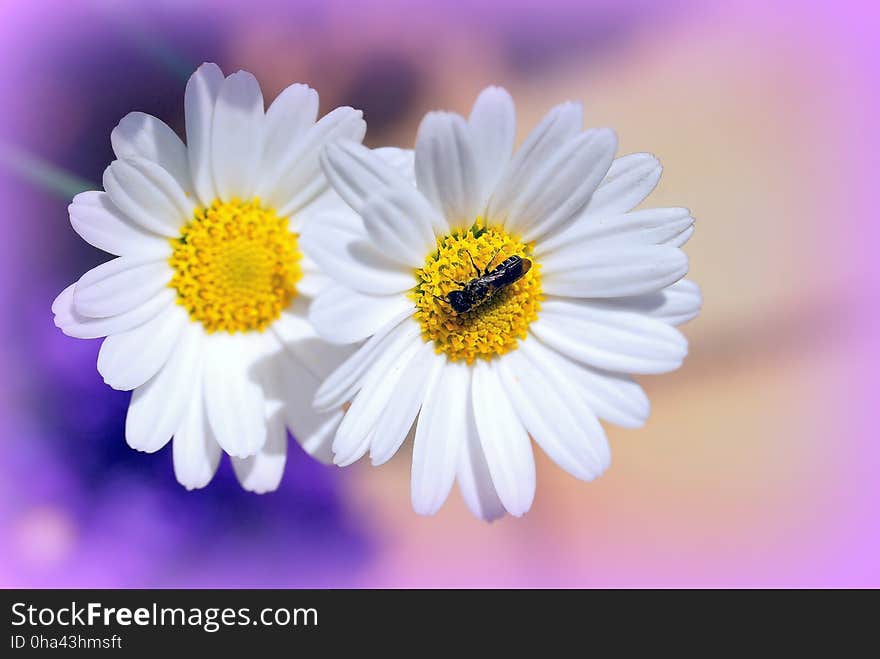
xmin=491 ymin=257 xmax=531 ymax=287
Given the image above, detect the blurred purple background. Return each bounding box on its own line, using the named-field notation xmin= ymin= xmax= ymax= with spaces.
xmin=1 ymin=0 xmax=878 ymax=587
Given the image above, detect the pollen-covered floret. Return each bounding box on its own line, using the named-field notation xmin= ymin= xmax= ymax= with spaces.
xmin=168 ymin=198 xmax=302 ymax=333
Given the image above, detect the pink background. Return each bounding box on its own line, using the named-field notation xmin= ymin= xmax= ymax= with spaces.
xmin=0 ymin=0 xmax=877 ymax=587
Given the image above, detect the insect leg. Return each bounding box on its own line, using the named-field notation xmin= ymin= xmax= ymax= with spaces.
xmin=483 ymin=248 xmax=503 ymax=275
xmin=431 ymin=294 xmax=456 ymax=313
xmin=467 ymin=251 xmax=482 ymax=277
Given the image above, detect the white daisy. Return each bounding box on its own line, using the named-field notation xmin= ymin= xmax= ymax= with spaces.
xmin=306 ymin=87 xmax=701 ymax=520
xmin=51 ymin=62 xmax=407 ymax=493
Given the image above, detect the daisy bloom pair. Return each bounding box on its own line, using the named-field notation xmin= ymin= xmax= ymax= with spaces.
xmin=52 ymin=63 xmax=409 ymax=493
xmin=53 ymin=64 xmax=700 ymax=521
xmin=306 ymin=87 xmax=700 ymax=520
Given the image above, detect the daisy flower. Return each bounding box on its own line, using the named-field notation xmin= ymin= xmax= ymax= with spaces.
xmin=51 ymin=62 xmax=402 ymax=493
xmin=305 ymin=87 xmax=701 ymax=520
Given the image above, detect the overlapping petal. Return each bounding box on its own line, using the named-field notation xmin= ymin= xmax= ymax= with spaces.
xmin=411 ymin=360 xmax=470 ymax=515
xmin=111 ymin=112 xmax=193 ymax=194
xmin=97 ymin=304 xmax=188 ymax=390
xmin=261 ymin=107 xmax=365 ymax=217
xmin=313 ymin=311 xmax=419 ymax=411
xmin=530 ymin=297 xmax=688 ymax=374
xmin=53 ymin=284 xmax=176 ymax=340
xmin=309 ymin=284 xmax=415 ymax=345
xmin=202 ymin=333 xmax=268 ymax=459
xmin=333 ymin=337 xmax=423 ymax=467
xmin=299 ymin=211 xmax=414 ymax=296
xmin=125 ymin=322 xmax=204 ymax=454
xmin=468 ymin=86 xmax=516 ymax=204
xmin=172 ymin=370 xmax=222 ymax=491
xmin=211 ymin=71 xmax=265 ymax=200
xmin=541 ymin=243 xmax=689 ymax=298
xmin=73 ymin=257 xmax=173 ymax=318
xmin=320 ymin=140 xmax=415 ymax=215
xmin=68 ymin=191 xmax=170 ymax=258
xmin=415 ymin=111 xmax=483 ymax=229
xmin=371 ymin=342 xmax=443 ymax=466
xmin=102 ymin=157 xmax=194 ymax=236
xmin=184 ymin=62 xmax=225 ymax=205
xmin=471 ymin=360 xmax=535 ymax=517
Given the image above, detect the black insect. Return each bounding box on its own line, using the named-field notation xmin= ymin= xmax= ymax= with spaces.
xmin=437 ymin=250 xmax=532 ymax=314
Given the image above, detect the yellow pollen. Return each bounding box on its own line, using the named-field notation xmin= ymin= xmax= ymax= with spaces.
xmin=168 ymin=198 xmax=302 ymax=333
xmin=412 ymin=221 xmax=542 ymax=363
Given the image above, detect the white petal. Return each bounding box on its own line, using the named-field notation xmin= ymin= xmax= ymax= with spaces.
xmin=290 ymin=188 xmax=357 ymax=233
xmin=294 ymin=268 xmax=331 ymax=298
xmin=97 ymin=305 xmax=188 ymax=390
xmin=272 ymin=350 xmax=343 ymax=465
xmin=595 ymin=279 xmax=702 ymax=326
xmin=669 ymin=225 xmax=694 ymax=248
xmin=203 ymin=334 xmax=268 ymax=458
xmin=531 ymin=298 xmax=688 ymax=374
xmin=501 ymin=342 xmax=610 ymax=480
xmin=68 ymin=191 xmax=170 ymax=258
xmin=319 ymin=140 xmax=413 ymax=216
xmin=488 ymin=101 xmax=582 ymax=223
xmin=415 ymin=112 xmax=482 ymax=228
xmin=313 ymin=311 xmax=418 ymax=411
xmin=499 ymin=128 xmax=617 ymax=243
xmin=270 ymin=298 xmax=354 ymax=380
xmin=372 ymin=146 xmax=416 ymax=184
xmin=125 ymin=322 xmax=203 ymax=453
xmin=232 ymin=415 xmax=287 ymax=494
xmin=581 ymin=152 xmax=661 ymax=218
xmin=53 ymin=284 xmax=176 ymax=340
xmin=456 ymin=397 xmax=506 ymax=522
xmin=103 ymin=157 xmax=195 ymax=236
xmin=211 ymin=70 xmax=264 ymax=200
xmin=184 ymin=62 xmax=224 ymax=206
xmin=333 ymin=336 xmax=423 ymax=467
xmin=262 ymin=107 xmax=366 ymax=217
xmin=576 ymin=370 xmax=649 ymax=429
xmin=73 ymin=257 xmax=172 ymax=318
xmin=299 ymin=212 xmax=414 ymax=296
xmin=411 ymin=360 xmax=469 ymax=515
xmin=309 ymin=285 xmax=414 ymax=345
xmin=370 ymin=342 xmax=443 ymax=466
xmin=334 ymin=426 xmax=377 ymax=470
xmin=541 ymin=243 xmax=688 ymax=298
xmin=361 ymin=186 xmax=441 ymax=267
xmin=468 ymin=86 xmax=515 ymax=204
xmin=472 ymin=359 xmax=535 ymax=516
xmin=260 ymin=83 xmax=319 ymax=181
xmin=537 ymin=207 xmax=694 ymax=258
xmin=173 ymin=367 xmax=222 ymax=491
xmin=111 ymin=111 xmax=193 ymax=194
xmin=530 ymin=339 xmax=649 ymax=428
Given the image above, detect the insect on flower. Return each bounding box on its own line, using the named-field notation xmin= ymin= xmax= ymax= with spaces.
xmin=437 ymin=250 xmax=533 ymax=314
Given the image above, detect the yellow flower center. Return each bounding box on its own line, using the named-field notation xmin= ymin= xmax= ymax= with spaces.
xmin=412 ymin=222 xmax=542 ymax=363
xmin=168 ymin=198 xmax=302 ymax=333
